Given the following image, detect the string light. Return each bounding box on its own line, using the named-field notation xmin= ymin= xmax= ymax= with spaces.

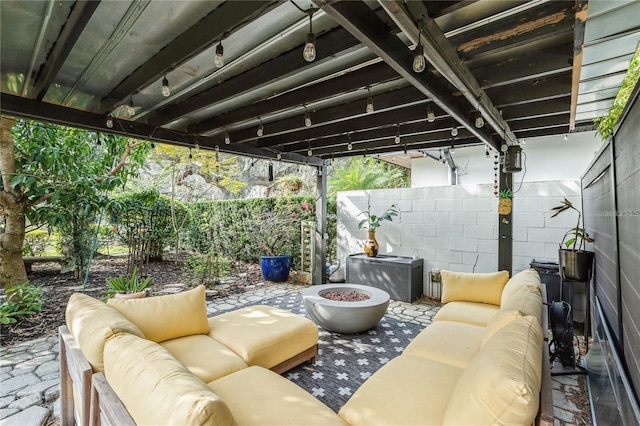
xmin=451 ymin=127 xmax=458 ymax=137
xmin=427 ymin=107 xmax=435 ymax=123
xmin=450 ymin=143 xmax=456 ymax=154
xmin=276 ymin=152 xmax=282 ymax=160
xmin=126 ymin=98 xmax=135 ymax=116
xmin=161 ymin=74 xmax=170 ymax=97
xmin=366 ymin=87 xmax=374 ymax=113
xmin=475 ymin=111 xmax=484 ymax=128
xmin=257 ymin=119 xmax=264 ymax=137
xmin=224 ymin=133 xmax=230 ymax=144
xmin=106 ymin=114 xmax=113 ymax=128
xmin=347 ymin=133 xmax=353 ymax=150
xmin=413 ymin=22 xmax=426 ymax=73
xmin=303 ymin=11 xmax=316 ymax=62
xmin=307 ymin=141 xmax=313 ymax=156
xmin=485 ymin=144 xmax=490 ymax=159
xmin=215 ymin=40 xmax=224 ymax=68
xmin=395 ymin=124 xmax=401 ymax=144
xmin=304 ymin=106 xmax=312 ymax=127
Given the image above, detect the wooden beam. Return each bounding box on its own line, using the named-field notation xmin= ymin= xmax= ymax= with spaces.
xmin=498 ymin=168 xmax=513 ymax=274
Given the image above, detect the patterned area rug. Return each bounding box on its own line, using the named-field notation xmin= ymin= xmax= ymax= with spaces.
xmin=257 ymin=291 xmax=426 ymax=413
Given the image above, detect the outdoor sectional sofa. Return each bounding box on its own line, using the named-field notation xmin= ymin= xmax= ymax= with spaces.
xmin=60 ymin=269 xmax=552 ymax=426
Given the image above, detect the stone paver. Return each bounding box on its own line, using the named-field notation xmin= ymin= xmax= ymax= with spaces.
xmin=0 ymin=282 xmax=591 ymax=425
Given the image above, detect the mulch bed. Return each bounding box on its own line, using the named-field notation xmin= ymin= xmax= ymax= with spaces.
xmin=0 ymin=253 xmax=263 ymax=347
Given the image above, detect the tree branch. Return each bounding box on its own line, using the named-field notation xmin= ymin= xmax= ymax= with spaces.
xmin=98 ymin=140 xmax=146 ymax=182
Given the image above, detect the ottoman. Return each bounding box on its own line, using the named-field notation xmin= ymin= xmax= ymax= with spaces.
xmin=207 ymin=304 xmax=319 ymax=374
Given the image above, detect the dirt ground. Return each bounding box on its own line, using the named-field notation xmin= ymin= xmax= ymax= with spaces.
xmin=0 ymin=253 xmax=264 ymax=347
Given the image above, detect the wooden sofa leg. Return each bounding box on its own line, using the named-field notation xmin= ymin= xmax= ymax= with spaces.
xmin=59 ymin=330 xmax=74 ymax=426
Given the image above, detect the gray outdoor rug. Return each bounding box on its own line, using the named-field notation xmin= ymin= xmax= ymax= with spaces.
xmin=255 ymin=291 xmax=426 ymax=413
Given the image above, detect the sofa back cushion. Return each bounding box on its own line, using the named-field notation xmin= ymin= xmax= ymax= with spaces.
xmin=65 ymin=293 xmax=144 ymax=373
xmin=501 ymin=269 xmax=543 ymax=324
xmin=440 ymin=270 xmax=509 ymax=306
xmin=481 ymin=309 xmax=522 ymax=347
xmin=107 ymin=285 xmax=209 ymax=342
xmin=104 ymin=333 xmax=233 ymax=426
xmin=443 ymin=315 xmax=543 ymax=426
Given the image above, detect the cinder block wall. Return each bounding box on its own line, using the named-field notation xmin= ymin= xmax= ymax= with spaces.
xmin=336 ymin=180 xmax=587 ymax=319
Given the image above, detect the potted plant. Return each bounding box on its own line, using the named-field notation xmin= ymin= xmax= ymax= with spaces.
xmin=104 ymin=267 xmax=153 ymax=299
xmin=498 ymin=189 xmax=513 ymax=215
xmin=550 ymin=198 xmax=595 ymax=281
xmin=357 ymin=200 xmax=399 ymax=257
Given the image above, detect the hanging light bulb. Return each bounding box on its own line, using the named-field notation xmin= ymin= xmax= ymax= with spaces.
xmin=563 ymin=134 xmax=568 ymax=141
xmin=395 ymin=125 xmax=401 ymax=144
xmin=475 ymin=111 xmax=484 ymax=128
xmin=304 ymin=106 xmax=312 ymax=127
xmin=485 ymin=144 xmax=490 ymax=160
xmin=412 ymin=25 xmax=426 ymax=73
xmin=224 ymin=133 xmax=230 ymax=144
xmin=276 ymin=152 xmax=282 ymax=160
xmin=106 ymin=114 xmax=114 ymax=129
xmin=126 ymin=99 xmax=135 ymax=116
xmin=214 ymin=145 xmax=220 ymax=152
xmin=303 ymin=13 xmax=316 ymax=62
xmin=366 ymin=87 xmax=374 ymax=113
xmin=451 ymin=127 xmax=458 ymax=137
xmin=347 ymin=141 xmax=353 ymax=150
xmin=257 ymin=119 xmax=264 ymax=137
xmin=450 ymin=143 xmax=456 ymax=154
xmin=427 ymin=107 xmax=435 ymax=123
xmin=307 ymin=142 xmax=313 ymax=156
xmin=215 ymin=40 xmax=224 ymax=68
xmin=161 ymin=74 xmax=170 ymax=97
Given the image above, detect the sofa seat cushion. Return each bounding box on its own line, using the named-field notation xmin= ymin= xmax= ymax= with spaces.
xmin=65 ymin=293 xmax=144 ymax=373
xmin=403 ymin=320 xmax=484 ymax=369
xmin=160 ymin=334 xmax=248 ymax=383
xmin=339 ymin=355 xmax=463 ymax=426
xmin=434 ymin=301 xmax=499 ymax=327
xmin=209 ymin=366 xmax=347 ymax=426
xmin=208 ymin=305 xmax=318 ymax=369
xmin=440 ymin=270 xmax=509 ymax=305
xmin=104 ymin=333 xmax=234 ymax=426
xmin=443 ymin=315 xmax=543 ymax=426
xmin=501 ymin=269 xmax=543 ymax=324
xmin=107 ymin=285 xmax=209 ymax=342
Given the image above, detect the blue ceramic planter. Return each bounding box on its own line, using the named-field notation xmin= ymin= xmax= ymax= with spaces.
xmin=260 ymin=255 xmax=291 ymax=282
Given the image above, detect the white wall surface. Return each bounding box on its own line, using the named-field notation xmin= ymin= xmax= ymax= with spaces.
xmin=411 ymin=131 xmax=603 ymax=187
xmin=337 ymin=181 xmax=586 ymax=316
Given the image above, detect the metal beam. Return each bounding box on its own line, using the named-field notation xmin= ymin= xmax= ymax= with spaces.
xmin=0 ymin=93 xmax=319 ymax=165
xmin=442 ymin=148 xmax=457 ymax=185
xmin=379 ymin=0 xmax=517 ymax=146
xmin=100 ymin=1 xmax=280 ymax=114
xmin=314 ymin=163 xmax=328 ymax=285
xmin=315 ymin=0 xmax=501 ymax=152
xmin=31 ymin=0 xmax=101 ymax=101
xmin=498 ymin=169 xmax=513 ymax=274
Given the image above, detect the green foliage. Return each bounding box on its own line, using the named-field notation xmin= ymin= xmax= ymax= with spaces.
xmin=327 ymin=157 xmax=408 ymax=197
xmin=186 ymin=196 xmax=315 ymax=267
xmin=550 ymin=198 xmax=594 ymax=250
xmin=187 ymin=254 xmax=232 ymax=287
xmin=275 ymin=174 xmax=304 ymax=194
xmin=108 ymin=189 xmax=188 ymax=260
xmin=103 ymin=267 xmax=153 ymax=299
xmin=0 ymin=283 xmax=43 ymax=325
xmin=594 ymin=45 xmax=640 ymax=140
xmin=22 ymin=230 xmax=51 ymax=256
xmin=357 ymin=200 xmax=399 ymax=232
xmin=498 ymin=189 xmax=513 ymax=199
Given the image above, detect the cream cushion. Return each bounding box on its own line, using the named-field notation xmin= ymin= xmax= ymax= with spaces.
xmin=65 ymin=293 xmax=144 ymax=373
xmin=440 ymin=270 xmax=509 ymax=305
xmin=108 ymin=285 xmax=209 ymax=342
xmin=501 ymin=269 xmax=543 ymax=324
xmin=403 ymin=321 xmax=484 ymax=369
xmin=443 ymin=315 xmax=543 ymax=426
xmin=339 ymin=355 xmax=463 ymax=425
xmin=104 ymin=333 xmax=233 ymax=426
xmin=481 ymin=309 xmax=523 ymax=346
xmin=160 ymin=334 xmax=248 ymax=383
xmin=209 ymin=366 xmax=347 ymax=425
xmin=434 ymin=301 xmax=500 ymax=327
xmin=208 ymin=304 xmax=318 ymax=368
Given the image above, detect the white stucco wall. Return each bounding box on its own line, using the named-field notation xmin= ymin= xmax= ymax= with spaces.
xmin=411 ymin=131 xmax=603 ymax=187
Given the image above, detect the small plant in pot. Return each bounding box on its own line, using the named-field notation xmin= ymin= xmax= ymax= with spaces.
xmin=104 ymin=267 xmax=153 ymax=300
xmin=550 ymin=198 xmax=595 ymax=281
xmin=357 ymin=200 xmax=399 ymax=257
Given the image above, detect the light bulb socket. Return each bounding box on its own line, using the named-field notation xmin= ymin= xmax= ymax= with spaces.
xmin=162 ymin=76 xmax=170 ymax=97
xmin=215 ymin=42 xmax=224 ymax=68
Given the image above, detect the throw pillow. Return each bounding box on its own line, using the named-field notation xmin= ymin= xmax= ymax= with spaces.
xmin=440 ymin=270 xmax=509 ymax=305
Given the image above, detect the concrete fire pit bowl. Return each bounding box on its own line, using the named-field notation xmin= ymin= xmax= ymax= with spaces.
xmin=301 ymin=284 xmax=390 ymax=334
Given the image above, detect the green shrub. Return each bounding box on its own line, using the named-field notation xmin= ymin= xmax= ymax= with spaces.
xmin=103 ymin=267 xmax=153 ymax=299
xmin=0 ymin=283 xmax=44 ymax=325
xmin=22 ymin=229 xmax=51 ymax=256
xmin=187 ymin=254 xmax=232 ymax=287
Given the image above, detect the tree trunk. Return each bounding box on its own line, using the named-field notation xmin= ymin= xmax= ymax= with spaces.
xmin=1 ymin=116 xmax=28 ymax=290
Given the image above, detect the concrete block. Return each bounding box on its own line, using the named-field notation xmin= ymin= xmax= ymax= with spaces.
xmin=477 ymin=212 xmax=497 ymax=226
xmin=514 ymin=241 xmax=547 ymax=258
xmin=424 ymin=186 xmax=452 ymax=199
xmin=400 ymin=211 xmax=424 ymax=224
xmin=412 ymin=199 xmax=435 ymax=212
xmin=545 ymin=244 xmax=561 ymax=260
xmin=413 ymin=224 xmax=437 ymax=237
xmin=449 ymin=238 xmax=479 ymax=252
xmin=545 ymin=180 xmax=581 ymax=197
xmin=425 ymin=211 xmax=450 ymax=224
xmin=463 ymin=197 xmax=492 ymax=212
xmin=513 ymin=226 xmax=528 ymax=242
xmin=478 ymin=239 xmax=498 ymax=254
xmin=449 ymin=212 xmax=477 ymax=226
xmin=463 ymin=252 xmax=494 ymax=269
xmin=399 ymin=187 xmax=425 ymax=200
xmin=513 ymin=212 xmax=545 ymax=228
xmin=436 ymin=249 xmax=463 ymax=263
xmin=435 ymin=198 xmax=463 ymax=212
xmin=394 ymin=200 xmax=412 ymax=213
xmin=436 ymin=224 xmax=463 ymax=237
xmin=463 ymin=225 xmax=494 ymax=240
xmin=528 ymin=227 xmax=566 ymax=244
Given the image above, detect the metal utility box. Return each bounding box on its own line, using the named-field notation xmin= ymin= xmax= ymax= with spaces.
xmin=346 ymin=254 xmax=423 ymax=302
xmin=530 ymin=260 xmax=573 ymax=306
